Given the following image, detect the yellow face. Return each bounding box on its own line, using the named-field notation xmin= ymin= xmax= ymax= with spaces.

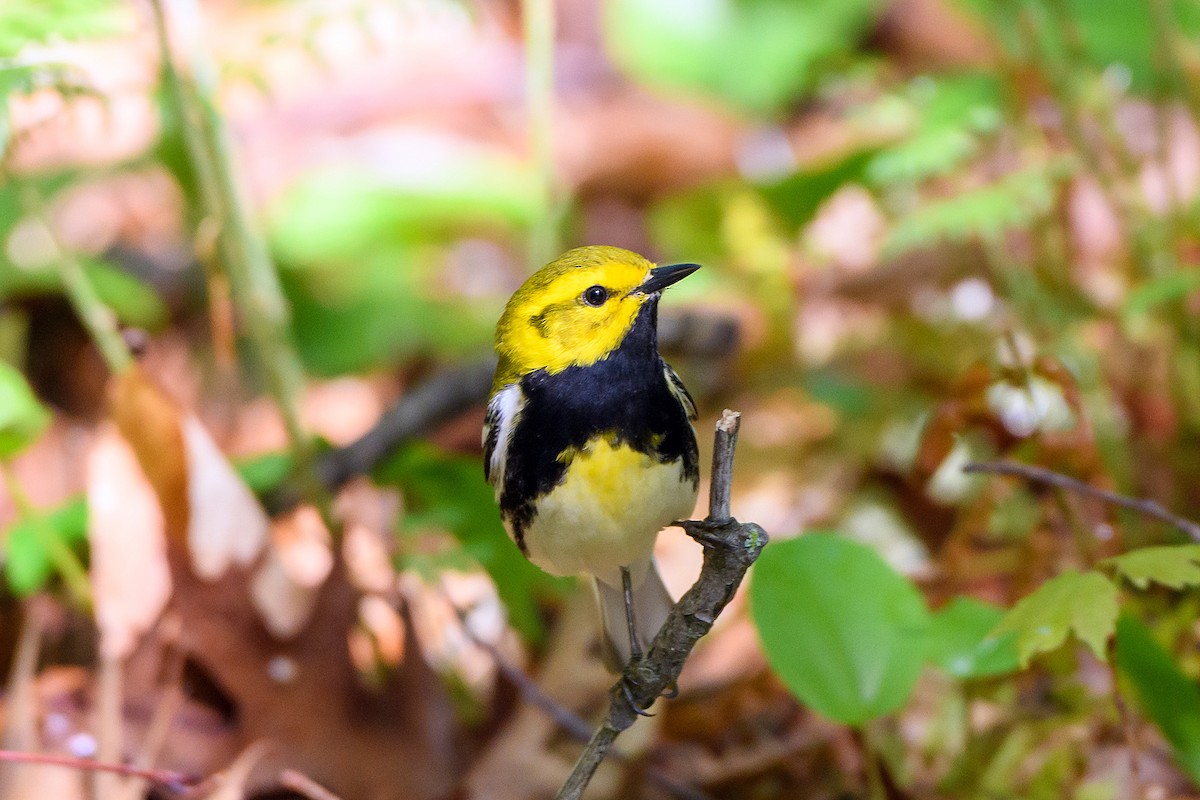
xmin=493 ymin=246 xmax=659 ymax=388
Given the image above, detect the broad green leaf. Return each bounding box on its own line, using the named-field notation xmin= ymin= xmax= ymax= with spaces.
xmin=1103 ymin=544 xmax=1200 ymax=590
xmin=0 ymin=0 xmax=121 ymax=57
xmin=268 ymin=166 xmax=519 ymax=374
xmin=926 ymin=597 xmax=1020 ymax=679
xmin=993 ymin=570 xmax=1119 ymax=666
xmin=1115 ymin=615 xmax=1200 ymax=782
xmin=750 ymin=533 xmax=930 ymax=725
xmin=373 ymin=443 xmax=569 ymax=642
xmin=4 ymin=498 xmax=88 ymax=595
xmin=0 ymin=360 xmax=50 ymax=458
xmin=603 ymin=0 xmax=880 ymax=116
xmin=269 ymin=164 xmax=538 ymax=266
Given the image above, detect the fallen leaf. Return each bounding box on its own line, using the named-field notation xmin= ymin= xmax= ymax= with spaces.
xmin=181 ymin=416 xmax=269 ymax=580
xmin=86 ymin=424 xmax=172 ymax=660
xmin=108 ymin=368 xmax=188 ymax=541
xmin=250 ymin=546 xmax=322 ymax=640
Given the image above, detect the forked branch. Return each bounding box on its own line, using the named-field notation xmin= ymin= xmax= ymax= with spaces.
xmin=556 ymin=410 xmax=769 ymax=800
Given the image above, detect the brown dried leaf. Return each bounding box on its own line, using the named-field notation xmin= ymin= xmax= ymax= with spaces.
xmin=248 ymin=505 xmax=331 ymax=639
xmin=109 ymin=367 xmax=189 ymax=541
xmin=180 ymin=416 xmax=269 ymax=580
xmin=86 ymin=424 xmax=172 ymax=660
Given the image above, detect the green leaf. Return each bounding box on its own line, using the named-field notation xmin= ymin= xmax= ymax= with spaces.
xmin=267 ymin=166 xmax=518 ymax=374
xmin=953 ymin=0 xmax=1200 ymax=96
xmin=0 ymin=360 xmax=50 ymax=458
xmin=865 ymin=73 xmax=1005 ymax=186
xmin=0 ymin=0 xmax=121 ymax=57
xmin=992 ymin=570 xmax=1119 ymax=666
xmin=1115 ymin=615 xmax=1200 ymax=782
xmin=268 ymin=164 xmax=538 ymax=266
xmin=750 ymin=533 xmax=930 ymax=725
xmin=373 ymin=443 xmax=569 ymax=642
xmin=1103 ymin=544 xmax=1200 ymax=590
xmin=1123 ymin=270 xmax=1200 ymax=323
xmin=0 ymin=256 xmax=168 ymax=329
xmin=4 ymin=498 xmax=87 ymax=595
xmin=603 ymin=0 xmax=880 ymax=115
xmin=883 ymin=166 xmax=1062 ymax=256
xmin=235 ymin=451 xmax=295 ymax=495
xmin=925 ymin=597 xmax=1020 ymax=679
xmin=757 ymin=147 xmax=877 ymax=229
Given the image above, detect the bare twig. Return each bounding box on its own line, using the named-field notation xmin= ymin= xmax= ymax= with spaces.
xmin=556 ymin=410 xmax=768 ymax=800
xmin=16 ymin=186 xmax=133 ymax=375
xmin=0 ymin=750 xmax=193 ymax=790
xmin=963 ymin=460 xmax=1200 ymax=541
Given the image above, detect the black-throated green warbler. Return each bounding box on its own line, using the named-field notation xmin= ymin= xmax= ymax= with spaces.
xmin=484 ymin=245 xmax=700 ymax=669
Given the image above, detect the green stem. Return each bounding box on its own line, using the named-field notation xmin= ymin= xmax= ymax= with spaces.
xmin=147 ymin=0 xmax=327 ymax=512
xmin=17 ymin=187 xmax=132 ymax=375
xmin=1 ymin=463 xmax=92 ymax=608
xmin=522 ymin=0 xmax=557 ymax=268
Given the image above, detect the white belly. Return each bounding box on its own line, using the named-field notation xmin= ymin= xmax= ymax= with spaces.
xmin=517 ymin=437 xmax=697 ymax=585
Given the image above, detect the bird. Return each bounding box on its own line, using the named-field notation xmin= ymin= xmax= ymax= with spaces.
xmin=483 ymin=245 xmax=701 ymax=670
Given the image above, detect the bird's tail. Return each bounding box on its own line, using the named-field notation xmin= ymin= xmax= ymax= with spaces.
xmin=593 ymin=559 xmax=674 ymax=672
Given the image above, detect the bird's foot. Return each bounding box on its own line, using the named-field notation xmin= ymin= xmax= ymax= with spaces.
xmin=619 ymin=675 xmax=655 ymax=717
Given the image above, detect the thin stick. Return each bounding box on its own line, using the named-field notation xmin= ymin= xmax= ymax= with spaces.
xmin=556 ymin=411 xmax=767 ymax=800
xmin=963 ymin=460 xmax=1200 ymax=541
xmin=17 ymin=186 xmax=132 ymax=375
xmin=1 ymin=606 xmax=43 ymax=755
xmin=0 ymin=750 xmax=192 ymax=789
xmin=709 ymin=409 xmax=739 ymax=523
xmin=558 ymin=724 xmax=620 ymax=800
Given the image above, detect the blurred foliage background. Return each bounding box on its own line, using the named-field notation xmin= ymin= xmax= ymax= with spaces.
xmin=6 ymin=0 xmax=1200 ymax=798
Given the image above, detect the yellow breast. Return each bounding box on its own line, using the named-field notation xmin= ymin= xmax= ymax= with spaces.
xmin=517 ymin=436 xmax=699 ymax=584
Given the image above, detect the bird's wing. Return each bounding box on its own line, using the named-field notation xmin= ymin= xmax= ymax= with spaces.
xmin=483 ymin=382 xmax=523 ymax=485
xmin=662 ymin=362 xmax=697 ymax=421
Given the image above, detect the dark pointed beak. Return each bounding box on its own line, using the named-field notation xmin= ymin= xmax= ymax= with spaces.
xmin=637 ymin=262 xmax=701 ymax=295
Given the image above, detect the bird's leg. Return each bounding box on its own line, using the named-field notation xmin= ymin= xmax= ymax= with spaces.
xmin=621 ymin=566 xmax=642 ymax=663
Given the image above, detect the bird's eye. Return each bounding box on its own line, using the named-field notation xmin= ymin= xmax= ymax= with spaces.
xmin=583 ymin=285 xmax=609 ymax=306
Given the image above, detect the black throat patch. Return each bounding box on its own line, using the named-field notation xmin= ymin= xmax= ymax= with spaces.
xmin=499 ymin=300 xmax=700 ymax=553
